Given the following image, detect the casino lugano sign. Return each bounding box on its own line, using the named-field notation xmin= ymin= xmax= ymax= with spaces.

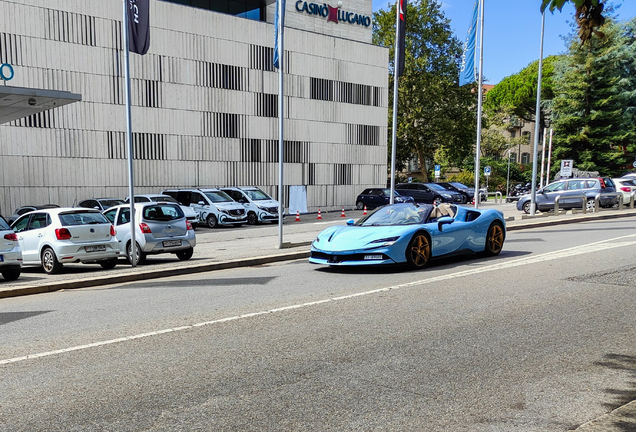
xmin=0 ymin=63 xmax=14 ymax=81
xmin=295 ymin=0 xmax=371 ymax=27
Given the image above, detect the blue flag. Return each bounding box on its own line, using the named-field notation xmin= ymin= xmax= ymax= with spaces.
xmin=274 ymin=0 xmax=286 ymax=69
xmin=459 ymin=0 xmax=479 ymax=86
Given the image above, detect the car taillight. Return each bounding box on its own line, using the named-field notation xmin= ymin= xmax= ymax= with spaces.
xmin=140 ymin=223 xmax=152 ymax=233
xmin=110 ymin=225 xmax=116 ymax=236
xmin=620 ymin=187 xmax=631 ymax=192
xmin=55 ymin=228 xmax=72 ymax=240
xmin=186 ymin=220 xmax=193 ymax=230
xmin=599 ymin=178 xmax=606 ymax=188
xmin=4 ymin=233 xmax=17 ymax=241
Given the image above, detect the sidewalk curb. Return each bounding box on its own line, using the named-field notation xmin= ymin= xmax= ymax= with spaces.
xmin=573 ymin=400 xmax=636 ymax=431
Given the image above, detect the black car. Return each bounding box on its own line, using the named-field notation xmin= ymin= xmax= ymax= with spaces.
xmin=437 ymin=182 xmax=487 ymax=203
xmin=395 ymin=183 xmax=463 ymax=205
xmin=355 ymin=188 xmax=415 ymax=210
xmin=5 ymin=204 xmax=60 ymax=224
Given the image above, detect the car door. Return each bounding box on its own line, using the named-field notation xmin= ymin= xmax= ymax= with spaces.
xmin=21 ymin=213 xmax=50 ymax=263
xmin=368 ymin=189 xmax=384 ymax=207
xmin=537 ymin=181 xmax=566 ymax=210
xmin=561 ymin=179 xmax=587 ymax=207
xmin=190 ymin=192 xmax=209 ymax=219
xmin=416 ymin=184 xmax=435 ymax=202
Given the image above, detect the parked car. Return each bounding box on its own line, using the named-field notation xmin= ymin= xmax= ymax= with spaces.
xmin=11 ymin=208 xmax=120 ymax=274
xmin=309 ymin=203 xmax=505 ymax=269
xmin=161 ymin=188 xmax=247 ymax=228
xmin=355 ymin=188 xmax=414 ymax=210
xmin=125 ymin=194 xmax=200 ymax=228
xmin=395 ymin=183 xmax=462 ymax=205
xmin=103 ymin=203 xmax=196 ymax=265
xmin=437 ymin=182 xmax=487 ymax=203
xmin=219 ymin=187 xmax=283 ymax=225
xmin=613 ymin=178 xmax=636 ymax=204
xmin=516 ymin=177 xmax=618 ymax=214
xmin=77 ymin=198 xmax=125 ymax=211
xmin=6 ymin=204 xmax=60 ymax=224
xmin=0 ymin=215 xmax=22 ymax=281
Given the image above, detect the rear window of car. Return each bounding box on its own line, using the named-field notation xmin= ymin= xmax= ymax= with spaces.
xmin=59 ymin=211 xmax=110 ymax=226
xmin=143 ymin=205 xmax=184 ymax=221
xmin=601 ymin=178 xmax=614 ymax=188
xmin=0 ymin=217 xmax=10 ymax=230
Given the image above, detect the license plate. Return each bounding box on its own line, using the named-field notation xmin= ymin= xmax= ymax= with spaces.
xmin=364 ymin=254 xmax=383 ymax=260
xmin=163 ymin=240 xmax=182 ymax=247
xmin=85 ymin=245 xmax=106 ymax=252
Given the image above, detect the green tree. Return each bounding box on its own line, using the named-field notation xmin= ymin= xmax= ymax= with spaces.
xmin=484 ymin=56 xmax=558 ymax=127
xmin=373 ymin=0 xmax=477 ymax=182
xmin=550 ymin=19 xmax=636 ymax=176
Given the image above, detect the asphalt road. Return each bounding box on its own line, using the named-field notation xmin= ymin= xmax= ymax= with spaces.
xmin=1 ymin=217 xmax=636 ymax=431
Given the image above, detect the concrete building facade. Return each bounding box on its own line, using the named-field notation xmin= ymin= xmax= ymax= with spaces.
xmin=0 ymin=0 xmax=388 ymax=215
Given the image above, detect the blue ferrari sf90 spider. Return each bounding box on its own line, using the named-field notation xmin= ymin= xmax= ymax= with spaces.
xmin=309 ymin=203 xmax=505 ymax=269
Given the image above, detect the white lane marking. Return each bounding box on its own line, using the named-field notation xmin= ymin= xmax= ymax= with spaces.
xmin=2 ymin=234 xmax=635 ymax=366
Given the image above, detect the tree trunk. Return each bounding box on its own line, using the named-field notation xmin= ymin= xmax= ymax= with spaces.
xmin=417 ymin=149 xmax=429 ymax=182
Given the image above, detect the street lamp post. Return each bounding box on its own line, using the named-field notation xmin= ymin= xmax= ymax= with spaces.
xmin=506 ymin=148 xmax=512 ymax=202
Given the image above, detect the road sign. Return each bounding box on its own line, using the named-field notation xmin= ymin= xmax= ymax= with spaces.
xmin=484 ymin=166 xmax=491 ymax=176
xmin=561 ymin=159 xmax=573 ymax=177
xmin=434 ymin=164 xmax=441 ymax=178
xmin=633 ymin=160 xmax=636 ymax=168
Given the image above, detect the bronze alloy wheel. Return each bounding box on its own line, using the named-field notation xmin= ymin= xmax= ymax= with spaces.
xmin=406 ymin=232 xmax=431 ymax=269
xmin=485 ymin=223 xmax=505 ymax=256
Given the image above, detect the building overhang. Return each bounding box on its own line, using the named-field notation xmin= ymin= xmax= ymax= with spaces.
xmin=0 ymin=86 xmax=81 ymax=125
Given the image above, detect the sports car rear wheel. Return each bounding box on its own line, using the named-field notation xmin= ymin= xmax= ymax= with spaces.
xmin=406 ymin=232 xmax=431 ymax=269
xmin=484 ymin=222 xmax=505 ymax=256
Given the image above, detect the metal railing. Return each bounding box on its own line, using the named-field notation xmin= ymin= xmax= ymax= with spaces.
xmin=593 ymin=192 xmax=622 ymax=213
xmin=488 ymin=191 xmax=503 ymax=203
xmin=554 ymin=193 xmax=586 ymax=215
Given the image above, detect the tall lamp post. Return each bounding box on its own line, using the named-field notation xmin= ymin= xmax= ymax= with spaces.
xmin=506 ymin=148 xmax=512 ymax=202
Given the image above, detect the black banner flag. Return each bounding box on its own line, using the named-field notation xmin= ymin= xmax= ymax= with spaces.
xmin=397 ymin=0 xmax=407 ymax=76
xmin=128 ymin=0 xmax=150 ymax=55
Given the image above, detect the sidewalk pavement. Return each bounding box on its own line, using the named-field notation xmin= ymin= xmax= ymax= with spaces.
xmin=1 ymin=205 xmax=636 ymax=430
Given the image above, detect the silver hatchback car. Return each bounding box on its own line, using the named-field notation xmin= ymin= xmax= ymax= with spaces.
xmin=104 ymin=203 xmax=196 ymax=265
xmin=0 ymin=215 xmax=22 ymax=280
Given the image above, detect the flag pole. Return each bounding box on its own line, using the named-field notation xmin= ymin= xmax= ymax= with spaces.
xmin=473 ymin=0 xmax=484 ymax=209
xmin=529 ymin=10 xmax=545 ymax=216
xmin=389 ymin=0 xmax=401 ymax=205
xmin=276 ymin=0 xmax=285 ymax=248
xmin=122 ymin=0 xmax=137 ymax=267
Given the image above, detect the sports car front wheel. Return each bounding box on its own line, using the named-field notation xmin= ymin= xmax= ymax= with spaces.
xmin=484 ymin=222 xmax=505 ymax=256
xmin=406 ymin=232 xmax=431 ymax=269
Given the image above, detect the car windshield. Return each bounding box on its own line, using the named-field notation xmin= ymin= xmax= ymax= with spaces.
xmin=244 ymin=189 xmax=271 ymax=201
xmin=427 ymin=183 xmax=447 ymax=191
xmin=0 ymin=217 xmax=10 ymax=230
xmin=59 ymin=211 xmax=110 ymax=226
xmin=149 ymin=195 xmax=180 ymax=204
xmin=99 ymin=199 xmax=124 ymax=208
xmin=355 ymin=204 xmax=428 ymax=226
xmin=450 ymin=182 xmax=468 ymax=189
xmin=143 ymin=205 xmax=184 ymax=221
xmin=205 ymin=191 xmax=233 ymax=203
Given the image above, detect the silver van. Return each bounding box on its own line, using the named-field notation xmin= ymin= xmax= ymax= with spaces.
xmin=161 ymin=189 xmax=247 ymax=228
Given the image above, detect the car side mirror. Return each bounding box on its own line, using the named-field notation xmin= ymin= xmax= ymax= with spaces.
xmin=198 ymin=201 xmax=206 ymax=206
xmin=346 ymin=219 xmax=355 ymax=226
xmin=438 ymin=216 xmax=453 ymax=231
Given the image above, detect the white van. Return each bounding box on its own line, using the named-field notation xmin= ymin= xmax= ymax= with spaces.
xmin=161 ymin=188 xmax=247 ymax=228
xmin=220 ymin=187 xmax=283 ymax=225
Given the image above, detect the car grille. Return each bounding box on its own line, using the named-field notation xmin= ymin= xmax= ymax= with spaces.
xmin=266 ymin=206 xmax=278 ymax=213
xmin=310 ymin=251 xmax=387 ymax=263
xmin=228 ymin=209 xmax=245 ymax=216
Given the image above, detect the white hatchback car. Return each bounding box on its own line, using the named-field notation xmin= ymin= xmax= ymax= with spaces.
xmin=103 ymin=203 xmax=196 ymax=265
xmin=613 ymin=177 xmax=636 ymax=204
xmin=11 ymin=208 xmax=120 ymax=274
xmin=0 ymin=215 xmax=22 ymax=281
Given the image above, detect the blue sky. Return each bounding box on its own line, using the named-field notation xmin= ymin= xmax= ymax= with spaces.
xmin=371 ymin=0 xmax=636 ymax=84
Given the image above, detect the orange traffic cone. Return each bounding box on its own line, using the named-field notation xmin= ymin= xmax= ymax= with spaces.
xmin=317 ymin=209 xmax=322 ymax=220
xmin=295 ymin=210 xmax=300 ymax=221
xmin=363 ymin=205 xmax=367 ymax=215
xmin=341 ymin=207 xmax=346 ymax=217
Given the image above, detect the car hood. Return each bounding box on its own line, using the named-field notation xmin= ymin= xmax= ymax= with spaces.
xmin=313 ymin=224 xmax=416 ymax=252
xmin=254 ymin=200 xmax=279 ymax=208
xmin=215 ymin=202 xmax=245 ymax=211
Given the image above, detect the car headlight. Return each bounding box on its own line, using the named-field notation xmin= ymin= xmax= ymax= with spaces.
xmin=442 ymin=194 xmax=452 ymax=198
xmin=219 ymin=209 xmax=229 ymax=214
xmin=367 ymin=236 xmax=400 ymax=247
xmin=395 ymin=197 xmax=405 ymax=202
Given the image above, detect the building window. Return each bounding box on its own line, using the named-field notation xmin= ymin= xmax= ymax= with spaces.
xmin=522 ymin=131 xmax=531 ymax=143
xmin=521 ymin=152 xmax=530 ymax=164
